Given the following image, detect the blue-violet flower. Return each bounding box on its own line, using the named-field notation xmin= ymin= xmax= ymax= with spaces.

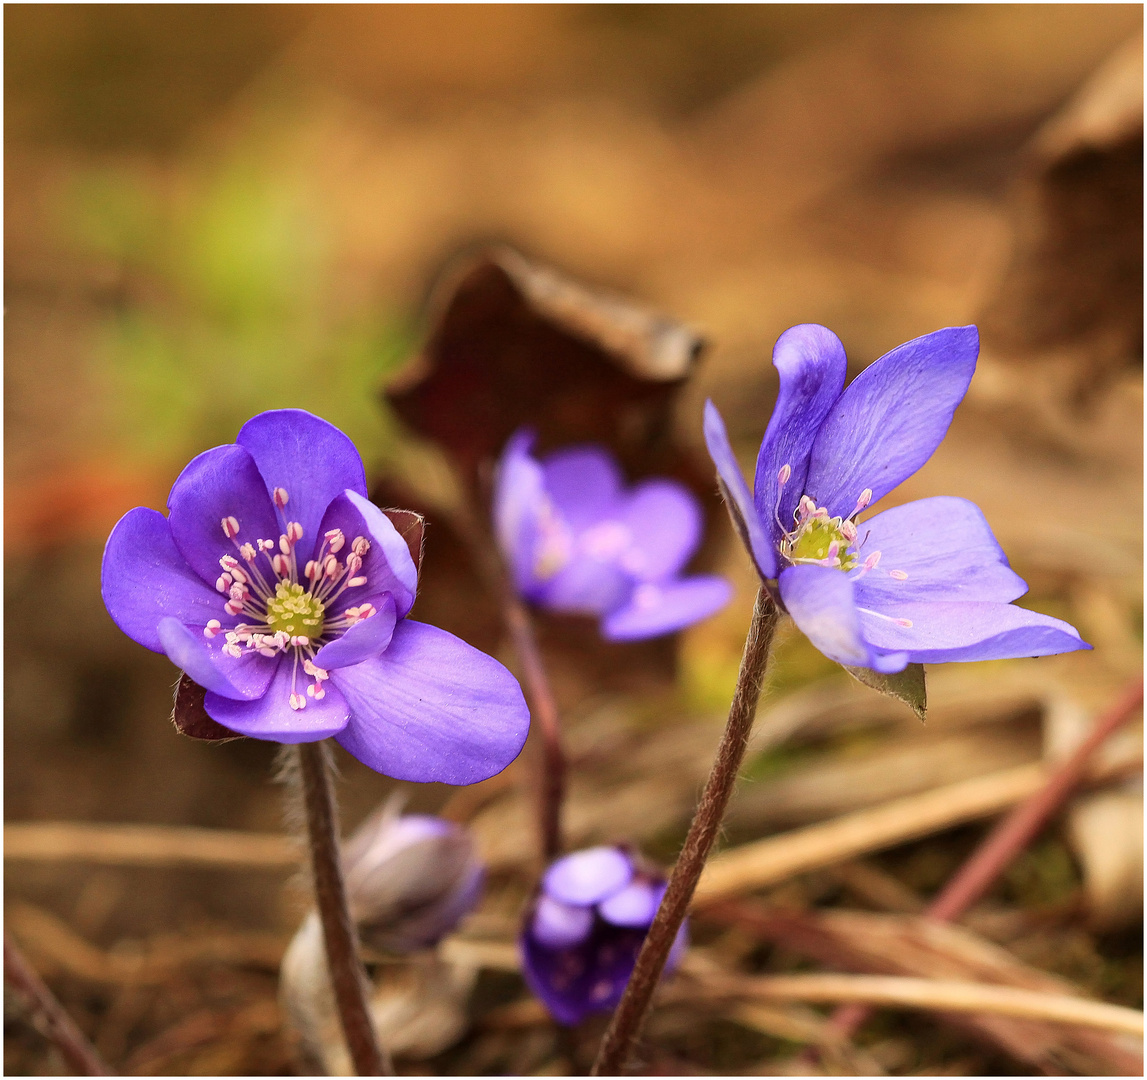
xmin=703 ymin=324 xmax=1090 ymax=672
xmin=102 ymin=409 xmax=530 ymax=783
xmin=494 ymin=431 xmax=732 ymax=640
xmin=520 ymin=846 xmax=686 ymax=1025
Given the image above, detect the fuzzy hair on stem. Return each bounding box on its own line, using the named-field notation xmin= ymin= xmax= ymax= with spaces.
xmin=592 ymin=587 xmax=781 ymax=1075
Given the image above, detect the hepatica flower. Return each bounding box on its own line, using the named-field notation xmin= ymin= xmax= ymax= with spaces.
xmin=494 ymin=431 xmax=732 ymax=640
xmin=520 ymin=846 xmax=686 ymax=1026
xmin=704 ymin=324 xmax=1089 ymax=673
xmin=102 ymin=409 xmax=529 ymax=783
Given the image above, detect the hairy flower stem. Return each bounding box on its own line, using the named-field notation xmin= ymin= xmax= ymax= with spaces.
xmin=502 ymin=592 xmax=566 ymax=861
xmin=296 ymin=742 xmax=392 ymax=1076
xmin=4 ymin=932 xmax=113 ymax=1076
xmin=592 ymin=587 xmax=781 ymax=1076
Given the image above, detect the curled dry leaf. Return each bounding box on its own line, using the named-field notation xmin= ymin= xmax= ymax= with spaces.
xmin=385 ymin=246 xmax=707 ymax=495
xmin=171 ymin=508 xmax=424 ymax=742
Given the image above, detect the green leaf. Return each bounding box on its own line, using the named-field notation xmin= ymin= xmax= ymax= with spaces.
xmin=843 ymin=662 xmax=927 ymax=722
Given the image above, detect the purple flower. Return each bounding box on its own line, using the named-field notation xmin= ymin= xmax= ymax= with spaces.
xmin=342 ymin=809 xmax=485 ymax=954
xmin=494 ymin=431 xmax=732 ymax=641
xmin=704 ymin=324 xmax=1090 ymax=673
xmin=101 ymin=409 xmax=530 ymax=783
xmin=519 ymin=846 xmax=686 ymax=1026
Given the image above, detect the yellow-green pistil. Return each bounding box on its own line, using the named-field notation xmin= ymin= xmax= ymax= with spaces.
xmin=784 ymin=514 xmax=859 ymax=571
xmin=265 ymin=581 xmax=326 ymax=641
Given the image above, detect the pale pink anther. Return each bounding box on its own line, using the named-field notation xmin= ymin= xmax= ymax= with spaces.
xmin=777 ymin=463 xmax=792 ymax=486
xmin=239 ymin=543 xmax=256 ymax=562
xmin=889 ymin=569 xmax=908 ymax=580
xmin=220 ymin=555 xmax=240 ymax=570
xmin=273 ymin=487 xmax=289 ymax=510
xmin=841 ymin=520 xmax=858 ymax=543
xmin=258 ymin=539 xmax=275 ymax=553
xmin=303 ymin=659 xmax=330 ymax=680
xmin=279 ymin=535 xmax=291 ymax=555
xmin=351 ymin=536 xmax=370 ymax=557
xmin=223 ymin=642 xmax=242 ymax=658
xmin=324 ymin=555 xmax=339 ymax=578
xmin=290 ymin=635 xmax=309 ymax=648
xmin=824 ymin=541 xmax=840 ymax=563
xmin=348 ymin=576 xmax=368 ymax=588
xmin=258 ymin=646 xmax=278 ymax=657
xmin=203 ymin=620 xmax=222 ymax=638
xmin=274 ymin=631 xmax=290 ymax=648
xmin=852 ymin=488 xmax=873 ymax=516
xmin=272 ymin=554 xmax=290 ymax=578
xmin=289 ymin=693 xmax=306 ymax=711
xmin=895 ymin=618 xmax=913 ymax=628
xmin=798 ymin=496 xmax=817 ymax=520
xmin=216 ymin=573 xmax=232 ymax=593
xmin=286 ymin=522 xmax=304 ymax=545
xmin=325 ymin=529 xmax=345 ymax=554
xmin=863 ymin=551 xmax=882 ymax=571
xmin=345 ymin=553 xmax=363 ymax=578
xmin=222 ymin=516 xmax=240 ymax=539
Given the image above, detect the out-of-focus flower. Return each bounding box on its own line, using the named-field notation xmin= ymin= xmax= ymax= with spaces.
xmin=102 ymin=408 xmax=529 ymax=783
xmin=342 ymin=807 xmax=485 ymax=955
xmin=519 ymin=846 xmax=686 ymax=1026
xmin=703 ymin=324 xmax=1090 ymax=673
xmin=494 ymin=431 xmax=732 ymax=641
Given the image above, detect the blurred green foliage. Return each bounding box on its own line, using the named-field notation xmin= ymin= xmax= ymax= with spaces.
xmin=65 ymin=150 xmax=413 ymax=471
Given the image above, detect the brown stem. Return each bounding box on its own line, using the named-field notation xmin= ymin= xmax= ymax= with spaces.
xmin=296 ymin=741 xmax=392 ymax=1076
xmin=823 ymin=677 xmax=1144 ymax=1045
xmin=592 ymin=587 xmax=781 ymax=1076
xmin=501 ymin=590 xmax=566 ymax=860
xmin=4 ymin=931 xmax=114 ymax=1075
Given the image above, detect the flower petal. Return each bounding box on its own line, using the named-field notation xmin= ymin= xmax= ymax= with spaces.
xmin=312 ymin=595 xmax=398 ymax=670
xmin=855 ymin=600 xmax=1091 ymax=663
xmin=102 ymin=507 xmax=226 ymax=653
xmin=805 ymin=326 xmax=979 ymax=518
xmin=532 ymin=552 xmax=633 ymax=617
xmin=544 ymin=847 xmax=633 ymax=906
xmin=852 ymin=497 xmax=1027 ymax=607
xmin=531 ymin=896 xmax=595 ymax=949
xmin=753 ymin=325 xmax=848 ymax=544
xmin=778 ymin=565 xmax=907 ymax=673
xmin=601 ymin=577 xmax=733 ymax=642
xmin=167 ymin=443 xmax=281 ymax=586
xmin=541 ymin=445 xmax=624 ymax=529
xmin=157 ymin=617 xmax=277 ymax=700
xmin=204 ymin=659 xmax=351 ymax=741
xmin=237 ymin=409 xmax=368 ymax=553
xmin=331 ymin=620 xmax=530 ymax=784
xmin=598 ymin=879 xmax=658 ymax=928
xmin=617 ymin=480 xmax=702 ymax=581
xmin=316 ymin=491 xmax=419 ymax=619
xmin=493 ymin=429 xmax=547 ymax=595
xmin=703 ymin=401 xmax=777 ymax=579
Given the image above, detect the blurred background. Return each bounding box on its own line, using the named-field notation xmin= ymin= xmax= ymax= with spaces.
xmin=5 ymin=5 xmax=1142 ymax=1075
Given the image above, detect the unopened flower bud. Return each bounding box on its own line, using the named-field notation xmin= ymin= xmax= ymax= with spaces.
xmin=342 ymin=808 xmax=485 ymax=955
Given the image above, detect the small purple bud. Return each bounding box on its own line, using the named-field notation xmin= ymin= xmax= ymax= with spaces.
xmin=519 ymin=845 xmax=687 ymax=1026
xmin=342 ymin=806 xmax=485 ymax=955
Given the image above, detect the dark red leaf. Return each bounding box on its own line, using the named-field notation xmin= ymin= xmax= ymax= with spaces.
xmin=171 ymin=674 xmax=246 ymax=742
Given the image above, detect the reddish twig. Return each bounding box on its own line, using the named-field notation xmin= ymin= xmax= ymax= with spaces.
xmin=296 ymin=742 xmax=391 ymax=1076
xmin=4 ymin=931 xmax=114 ymax=1075
xmin=592 ymin=588 xmax=782 ymax=1076
xmin=823 ymin=677 xmax=1144 ymax=1044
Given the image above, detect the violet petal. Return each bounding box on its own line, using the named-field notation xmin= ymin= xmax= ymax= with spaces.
xmin=493 ymin=429 xmax=547 ymax=596
xmin=778 ymin=565 xmax=907 ymax=673
xmin=601 ymin=577 xmax=732 ymax=642
xmin=167 ymin=443 xmax=281 ymax=586
xmin=598 ymin=879 xmax=658 ymax=928
xmin=157 ymin=616 xmax=276 ymax=700
xmin=315 ymin=491 xmax=419 ymax=619
xmin=102 ymin=507 xmax=227 ymax=653
xmin=532 ymin=896 xmax=595 ymax=949
xmin=852 ymin=496 xmax=1027 ymax=607
xmin=805 ymin=326 xmax=979 ymax=519
xmin=752 ymin=324 xmax=848 ymax=544
xmin=544 ymin=847 xmax=632 ymax=906
xmin=703 ymin=400 xmax=777 ymax=579
xmin=236 ymin=409 xmax=368 ymax=551
xmin=331 ymin=620 xmax=530 ymax=784
xmin=541 ymin=445 xmax=624 ymax=529
xmin=618 ymin=479 xmax=703 ymax=581
xmin=856 ymin=600 xmax=1091 ymax=662
xmin=312 ymin=595 xmax=398 ymax=670
xmin=204 ymin=660 xmax=351 ymax=741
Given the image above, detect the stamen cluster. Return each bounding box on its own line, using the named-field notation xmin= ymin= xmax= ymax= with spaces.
xmin=205 ymin=489 xmax=374 ymax=711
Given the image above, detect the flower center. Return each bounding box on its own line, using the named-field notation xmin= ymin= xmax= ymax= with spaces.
xmin=206 ymin=489 xmax=377 ymax=711
xmin=265 ymin=581 xmax=325 ymax=641
xmin=784 ymin=511 xmax=859 ymax=571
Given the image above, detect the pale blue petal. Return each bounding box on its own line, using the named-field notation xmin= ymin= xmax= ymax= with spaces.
xmin=312 ymin=595 xmax=397 ymax=670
